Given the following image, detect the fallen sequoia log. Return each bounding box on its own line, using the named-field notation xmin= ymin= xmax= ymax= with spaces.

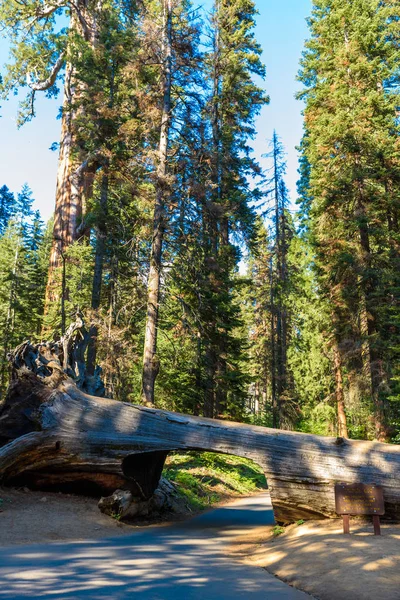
xmin=1 ymin=326 xmax=400 ymax=523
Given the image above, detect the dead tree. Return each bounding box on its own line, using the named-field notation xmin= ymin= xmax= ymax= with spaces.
xmin=1 ymin=317 xmax=400 ymax=523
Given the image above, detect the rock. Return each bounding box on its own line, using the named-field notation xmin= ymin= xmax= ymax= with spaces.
xmin=98 ymin=477 xmax=186 ymax=521
xmin=98 ymin=489 xmax=133 ymax=518
xmin=152 ymin=488 xmax=167 ymax=511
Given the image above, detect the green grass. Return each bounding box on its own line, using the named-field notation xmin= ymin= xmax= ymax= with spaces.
xmin=163 ymin=451 xmax=267 ymax=512
xmin=272 ymin=525 xmax=285 ymax=537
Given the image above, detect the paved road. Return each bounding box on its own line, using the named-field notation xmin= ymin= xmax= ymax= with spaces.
xmin=0 ymin=493 xmax=310 ymax=599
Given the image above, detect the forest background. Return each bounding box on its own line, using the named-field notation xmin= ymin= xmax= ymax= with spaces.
xmin=0 ymin=0 xmax=399 ymax=444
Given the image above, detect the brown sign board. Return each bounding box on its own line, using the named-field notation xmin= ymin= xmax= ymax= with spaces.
xmin=335 ymin=483 xmax=385 ymax=516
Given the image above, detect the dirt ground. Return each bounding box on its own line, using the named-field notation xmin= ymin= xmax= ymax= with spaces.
xmin=2 ymin=487 xmax=400 ymax=600
xmin=0 ymin=486 xmax=157 ymax=546
xmin=229 ymin=519 xmax=400 ymax=600
xmin=0 ymin=484 xmax=262 ymax=549
xmin=0 ymin=485 xmax=235 ymax=547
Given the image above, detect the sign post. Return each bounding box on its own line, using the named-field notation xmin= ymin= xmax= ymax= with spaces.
xmin=334 ymin=483 xmax=385 ymax=535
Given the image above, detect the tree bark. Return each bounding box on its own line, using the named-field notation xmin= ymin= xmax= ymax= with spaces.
xmin=87 ymin=175 xmax=109 ymax=376
xmin=357 ymin=193 xmax=388 ymax=441
xmin=333 ymin=344 xmax=349 ymax=439
xmin=44 ymin=60 xmax=76 ymax=318
xmin=142 ymin=0 xmax=173 ymax=406
xmin=2 ymin=337 xmax=400 ymax=524
xmin=270 ymin=255 xmax=279 ymax=428
xmin=44 ymin=2 xmax=105 ymax=324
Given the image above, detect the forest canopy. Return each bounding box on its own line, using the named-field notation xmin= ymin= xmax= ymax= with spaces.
xmin=0 ymin=0 xmax=399 ymax=443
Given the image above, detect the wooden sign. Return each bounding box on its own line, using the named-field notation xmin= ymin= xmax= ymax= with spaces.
xmin=335 ymin=483 xmax=385 ymax=535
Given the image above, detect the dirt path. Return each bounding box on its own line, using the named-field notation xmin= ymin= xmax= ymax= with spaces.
xmin=229 ymin=519 xmax=400 ymax=600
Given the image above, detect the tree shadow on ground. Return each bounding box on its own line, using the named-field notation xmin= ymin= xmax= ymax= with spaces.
xmin=229 ymin=519 xmax=400 ymax=600
xmin=0 ymin=496 xmax=292 ymax=600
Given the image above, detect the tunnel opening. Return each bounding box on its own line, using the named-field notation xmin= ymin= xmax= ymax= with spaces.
xmin=162 ymin=450 xmax=269 ymax=513
xmin=102 ymin=448 xmax=273 ymax=526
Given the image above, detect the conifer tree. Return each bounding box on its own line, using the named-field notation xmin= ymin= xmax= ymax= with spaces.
xmin=298 ymin=0 xmax=400 ymax=440
xmin=260 ymin=133 xmax=296 ymax=427
xmin=141 ymin=0 xmax=204 ymax=406
xmin=0 ymin=186 xmax=16 ymax=235
xmin=0 ymin=0 xmax=129 ymax=323
xmin=0 ymin=186 xmax=48 ymax=391
xmin=198 ymin=0 xmax=268 ymax=418
xmin=0 ymin=1 xmax=272 ymax=425
xmin=242 ymin=217 xmax=272 ymax=423
xmin=141 ymin=0 xmax=174 ymax=406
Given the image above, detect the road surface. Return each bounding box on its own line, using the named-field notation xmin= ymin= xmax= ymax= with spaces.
xmin=0 ymin=493 xmax=311 ymax=599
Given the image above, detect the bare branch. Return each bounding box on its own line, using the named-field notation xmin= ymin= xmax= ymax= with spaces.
xmin=34 ymin=0 xmax=68 ymax=18
xmin=26 ymin=52 xmax=65 ymax=91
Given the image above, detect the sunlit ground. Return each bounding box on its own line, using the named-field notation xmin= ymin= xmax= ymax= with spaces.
xmin=231 ymin=518 xmax=400 ymax=600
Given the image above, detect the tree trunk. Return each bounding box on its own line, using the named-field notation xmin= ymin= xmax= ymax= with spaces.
xmin=333 ymin=344 xmax=349 ymax=438
xmin=44 ymin=61 xmax=77 ymax=319
xmin=272 ymin=132 xmax=289 ymax=415
xmin=2 ymin=334 xmax=400 ymax=524
xmin=87 ymin=175 xmax=109 ymax=376
xmin=201 ymin=201 xmax=217 ymax=419
xmin=279 ymin=199 xmax=288 ymax=400
xmin=204 ymin=344 xmax=217 ymax=418
xmin=270 ymin=256 xmax=279 ymax=428
xmin=254 ymin=382 xmax=260 ymax=415
xmin=203 ymin=0 xmax=228 ymax=419
xmin=357 ymin=194 xmax=388 ymax=441
xmin=142 ymin=0 xmax=173 ymax=406
xmin=44 ymin=2 xmax=104 ymax=325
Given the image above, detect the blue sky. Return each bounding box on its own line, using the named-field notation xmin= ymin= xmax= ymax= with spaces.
xmin=0 ymin=0 xmax=312 ymax=220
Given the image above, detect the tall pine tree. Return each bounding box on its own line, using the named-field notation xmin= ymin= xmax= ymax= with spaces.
xmin=298 ymin=0 xmax=400 ymax=440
